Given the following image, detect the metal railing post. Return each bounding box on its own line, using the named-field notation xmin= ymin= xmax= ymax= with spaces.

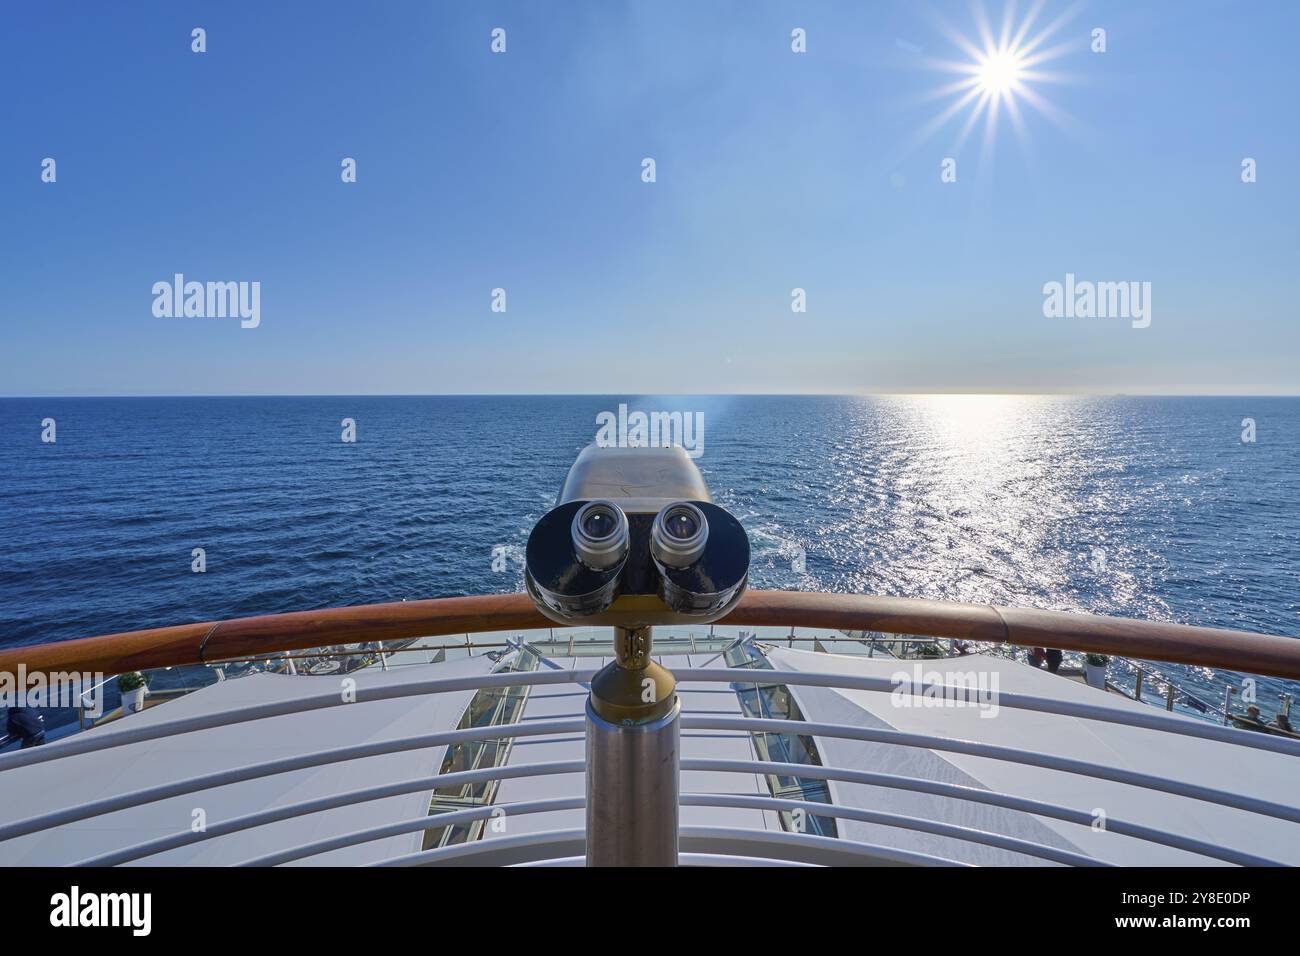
xmin=585 ymin=626 xmax=680 ymax=866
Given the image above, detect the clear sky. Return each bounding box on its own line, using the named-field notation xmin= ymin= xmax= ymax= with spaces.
xmin=2 ymin=1 xmax=1297 ymax=396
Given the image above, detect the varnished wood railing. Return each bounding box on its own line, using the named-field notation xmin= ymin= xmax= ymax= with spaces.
xmin=2 ymin=590 xmax=1299 ymax=680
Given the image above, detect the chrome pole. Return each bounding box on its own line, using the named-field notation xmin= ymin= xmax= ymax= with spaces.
xmin=585 ymin=697 xmax=680 ymax=866
xmin=585 ymin=625 xmax=680 ymax=866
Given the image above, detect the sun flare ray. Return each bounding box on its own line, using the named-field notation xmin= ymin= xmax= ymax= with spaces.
xmin=910 ymin=1 xmax=1084 ymax=160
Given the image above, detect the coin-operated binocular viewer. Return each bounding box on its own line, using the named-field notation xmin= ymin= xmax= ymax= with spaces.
xmin=524 ymin=444 xmax=750 ymax=866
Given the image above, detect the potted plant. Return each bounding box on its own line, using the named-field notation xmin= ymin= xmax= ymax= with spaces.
xmin=117 ymin=671 xmax=149 ymax=714
xmin=1083 ymin=653 xmax=1109 ymax=690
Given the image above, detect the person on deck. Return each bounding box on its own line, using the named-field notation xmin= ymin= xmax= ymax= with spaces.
xmin=4 ymin=706 xmax=46 ymax=748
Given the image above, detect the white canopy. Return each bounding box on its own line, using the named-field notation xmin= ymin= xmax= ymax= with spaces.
xmin=0 ymin=657 xmax=490 ymax=866
xmin=6 ymin=641 xmax=1293 ymax=867
xmin=768 ymin=647 xmax=1300 ymax=866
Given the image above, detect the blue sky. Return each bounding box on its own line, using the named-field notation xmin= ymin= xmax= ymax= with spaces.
xmin=2 ymin=0 xmax=1297 ymax=395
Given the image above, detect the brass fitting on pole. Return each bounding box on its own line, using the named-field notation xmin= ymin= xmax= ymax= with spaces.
xmin=589 ymin=626 xmax=677 ymax=725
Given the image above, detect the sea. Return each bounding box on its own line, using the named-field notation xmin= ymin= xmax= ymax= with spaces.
xmin=1 ymin=395 xmax=1297 ymax=716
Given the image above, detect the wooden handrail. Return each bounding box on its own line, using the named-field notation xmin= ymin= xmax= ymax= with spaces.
xmin=2 ymin=590 xmax=1299 ymax=680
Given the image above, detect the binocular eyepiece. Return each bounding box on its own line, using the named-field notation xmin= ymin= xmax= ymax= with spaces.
xmin=571 ymin=501 xmax=630 ymax=572
xmin=651 ymin=502 xmax=708 ymax=568
xmin=524 ymin=445 xmax=750 ymax=628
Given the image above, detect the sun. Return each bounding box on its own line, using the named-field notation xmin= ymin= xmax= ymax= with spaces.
xmin=975 ymin=48 xmax=1026 ymax=95
xmin=905 ymin=1 xmax=1083 ymax=158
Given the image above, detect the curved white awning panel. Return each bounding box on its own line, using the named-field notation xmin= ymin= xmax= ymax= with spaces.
xmin=768 ymin=647 xmax=1300 ymax=866
xmin=0 ymin=656 xmax=492 ymax=866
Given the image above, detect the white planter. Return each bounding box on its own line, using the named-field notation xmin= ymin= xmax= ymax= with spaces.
xmin=122 ymin=686 xmax=147 ymax=714
xmin=1083 ymin=661 xmax=1107 ymax=690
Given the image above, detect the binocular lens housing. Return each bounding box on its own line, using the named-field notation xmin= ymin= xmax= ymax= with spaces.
xmin=525 ymin=497 xmax=748 ymax=624
xmin=651 ymin=501 xmax=748 ymax=616
xmin=571 ymin=500 xmax=630 ymax=571
xmin=650 ymin=502 xmax=708 ymax=569
xmin=526 ymin=500 xmax=628 ymax=619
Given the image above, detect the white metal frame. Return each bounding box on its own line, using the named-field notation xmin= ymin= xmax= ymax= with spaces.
xmin=2 ymin=666 xmax=1296 ymax=867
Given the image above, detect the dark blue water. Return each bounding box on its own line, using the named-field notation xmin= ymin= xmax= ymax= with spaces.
xmin=2 ymin=395 xmax=1297 ymax=706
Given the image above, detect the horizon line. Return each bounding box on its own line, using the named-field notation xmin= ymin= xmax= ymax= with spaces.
xmin=4 ymin=391 xmax=1300 ymax=400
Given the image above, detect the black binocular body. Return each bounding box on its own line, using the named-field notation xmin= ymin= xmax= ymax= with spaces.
xmin=524 ymin=444 xmax=750 ymax=628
